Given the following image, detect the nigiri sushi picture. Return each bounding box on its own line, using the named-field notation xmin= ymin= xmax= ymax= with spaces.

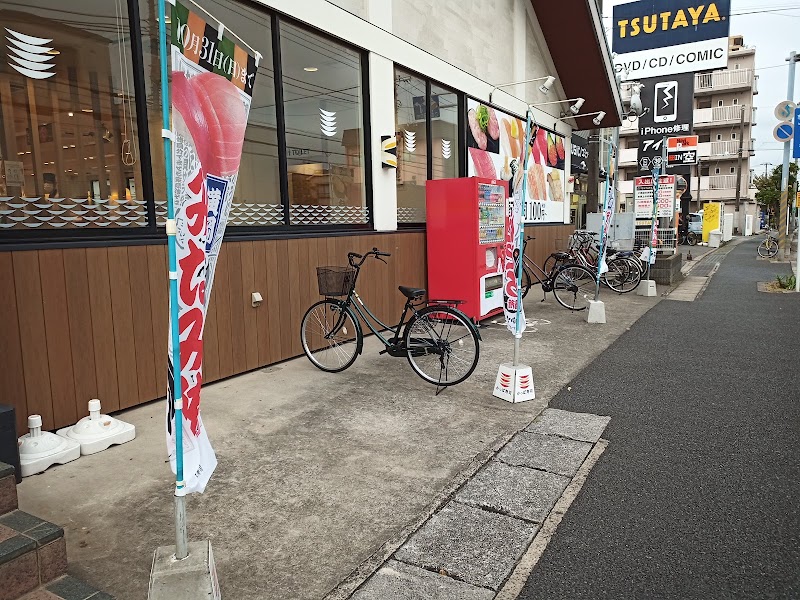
xmin=172 ymin=70 xmax=249 ymax=178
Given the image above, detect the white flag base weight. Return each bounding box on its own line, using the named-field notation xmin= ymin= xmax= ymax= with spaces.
xmin=57 ymin=399 xmax=135 ymax=456
xmin=18 ymin=415 xmax=80 ymax=477
xmin=149 ymin=540 xmax=221 ymax=600
xmin=636 ymin=280 xmax=658 ymax=297
xmin=493 ymin=363 xmax=536 ymax=403
xmin=586 ymin=299 xmax=606 ymax=324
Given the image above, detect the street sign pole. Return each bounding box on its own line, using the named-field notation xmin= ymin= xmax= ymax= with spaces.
xmin=779 ymin=51 xmax=797 ymax=259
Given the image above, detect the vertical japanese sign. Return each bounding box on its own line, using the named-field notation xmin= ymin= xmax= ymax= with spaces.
xmin=166 ymin=1 xmax=258 ymax=493
xmin=503 ymin=176 xmax=525 ymax=334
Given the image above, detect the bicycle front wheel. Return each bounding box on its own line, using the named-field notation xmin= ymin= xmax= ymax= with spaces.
xmin=404 ymin=306 xmax=480 ymax=387
xmin=520 ymin=265 xmax=533 ymax=299
xmin=602 ymin=259 xmax=630 ymax=293
xmin=552 ymin=265 xmax=596 ymax=311
xmin=301 ymin=300 xmax=361 ymax=372
xmin=687 ymin=232 xmax=699 ymax=246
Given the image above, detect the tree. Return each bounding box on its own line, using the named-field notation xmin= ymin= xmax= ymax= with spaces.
xmin=753 ymin=163 xmax=797 ymax=226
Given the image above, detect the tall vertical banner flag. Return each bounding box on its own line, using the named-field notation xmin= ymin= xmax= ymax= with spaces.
xmin=166 ymin=1 xmax=258 ymax=493
xmin=503 ymin=172 xmax=526 ymax=334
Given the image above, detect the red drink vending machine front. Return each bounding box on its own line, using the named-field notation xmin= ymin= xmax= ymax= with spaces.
xmin=425 ymin=177 xmax=508 ymax=322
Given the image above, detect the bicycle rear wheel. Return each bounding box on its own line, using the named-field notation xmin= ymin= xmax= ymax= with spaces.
xmin=687 ymin=232 xmax=699 ymax=246
xmin=404 ymin=306 xmax=479 ymax=387
xmin=300 ymin=300 xmax=361 ymax=372
xmin=552 ymin=265 xmax=596 ymax=311
xmin=520 ymin=265 xmax=532 ymax=299
xmin=604 ymin=258 xmax=641 ymax=293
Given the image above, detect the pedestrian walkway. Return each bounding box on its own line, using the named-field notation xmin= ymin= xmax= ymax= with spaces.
xmin=518 ymin=237 xmax=800 ymax=599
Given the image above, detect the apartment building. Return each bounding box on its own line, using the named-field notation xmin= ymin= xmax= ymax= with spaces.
xmin=616 ymin=36 xmax=758 ymax=232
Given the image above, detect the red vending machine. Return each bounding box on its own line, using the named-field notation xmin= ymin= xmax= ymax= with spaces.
xmin=425 ymin=177 xmax=508 ymax=322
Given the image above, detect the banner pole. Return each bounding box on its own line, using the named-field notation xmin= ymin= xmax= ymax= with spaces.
xmin=513 ymin=110 xmax=534 ymax=367
xmin=595 ymin=134 xmax=615 ymax=301
xmin=158 ymin=0 xmax=189 ymax=560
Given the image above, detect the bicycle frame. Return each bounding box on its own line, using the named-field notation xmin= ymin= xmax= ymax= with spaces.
xmin=344 ymin=291 xmax=418 ymax=349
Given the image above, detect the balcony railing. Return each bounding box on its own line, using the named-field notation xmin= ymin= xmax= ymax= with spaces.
xmin=708 ymin=175 xmax=737 ymax=190
xmin=695 ymin=69 xmax=754 ymax=92
xmin=694 ymin=105 xmax=752 ymax=126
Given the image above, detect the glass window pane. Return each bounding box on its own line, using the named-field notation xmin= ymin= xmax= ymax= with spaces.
xmin=140 ymin=0 xmax=280 ymax=227
xmin=0 ymin=1 xmax=145 ymax=231
xmin=431 ymin=83 xmax=458 ymax=181
xmin=394 ymin=70 xmax=427 ymax=223
xmin=279 ymin=22 xmax=367 ymax=226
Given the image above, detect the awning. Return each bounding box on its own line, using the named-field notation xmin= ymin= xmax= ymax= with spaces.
xmin=532 ymin=0 xmax=623 ymax=129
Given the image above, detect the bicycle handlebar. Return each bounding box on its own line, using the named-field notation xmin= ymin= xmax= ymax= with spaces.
xmin=348 ymin=248 xmax=392 ymax=267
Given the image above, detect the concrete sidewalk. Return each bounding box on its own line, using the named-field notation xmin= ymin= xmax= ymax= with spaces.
xmin=17 ymin=286 xmax=661 ymax=599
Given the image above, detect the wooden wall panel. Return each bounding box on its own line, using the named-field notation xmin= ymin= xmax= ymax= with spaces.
xmin=128 ymin=247 xmax=158 ymax=404
xmin=225 ymin=243 xmax=247 ymax=371
xmin=39 ymin=250 xmax=78 ymax=427
xmin=12 ymin=252 xmax=53 ymax=429
xmin=0 ymin=253 xmax=28 ymax=434
xmin=239 ymin=242 xmax=259 ymax=372
xmin=107 ymin=247 xmax=139 ymax=410
xmin=86 ymin=248 xmax=120 ymax=413
xmin=146 ymin=245 xmax=169 ymax=396
xmin=1 ymin=231 xmax=433 ymax=430
xmin=63 ymin=249 xmax=99 ymax=416
xmin=212 ymin=249 xmax=234 ymax=379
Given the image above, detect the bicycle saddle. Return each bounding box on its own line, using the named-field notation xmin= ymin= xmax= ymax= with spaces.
xmin=399 ymin=286 xmax=426 ymax=300
xmin=551 ymin=251 xmax=571 ymax=260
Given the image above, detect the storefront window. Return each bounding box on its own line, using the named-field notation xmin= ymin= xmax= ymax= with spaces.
xmin=394 ymin=70 xmax=427 ymax=224
xmin=141 ymin=0 xmax=280 ymax=227
xmin=431 ymin=83 xmax=458 ymax=181
xmin=279 ymin=22 xmax=367 ymax=225
xmin=0 ymin=1 xmax=145 ymax=230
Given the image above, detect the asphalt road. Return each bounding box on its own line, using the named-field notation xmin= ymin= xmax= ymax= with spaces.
xmin=520 ymin=238 xmax=800 ymax=600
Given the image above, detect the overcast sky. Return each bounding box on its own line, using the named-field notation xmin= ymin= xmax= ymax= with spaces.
xmin=602 ymin=1 xmax=800 ymax=177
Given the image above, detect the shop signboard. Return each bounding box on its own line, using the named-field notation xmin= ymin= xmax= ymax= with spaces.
xmin=166 ymin=0 xmax=259 ymax=494
xmin=570 ymin=134 xmax=589 ymax=174
xmin=667 ymin=135 xmax=698 ymax=165
xmin=611 ymin=0 xmax=731 ymax=79
xmin=702 ymin=201 xmax=723 ymax=242
xmin=635 ymin=175 xmax=675 ymax=217
xmin=3 ymin=161 xmax=25 ymax=187
xmin=466 ymin=98 xmax=567 ymax=224
xmin=636 ymin=73 xmax=694 ymax=176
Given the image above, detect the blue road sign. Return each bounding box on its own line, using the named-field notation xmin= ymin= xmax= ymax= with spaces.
xmin=775 ymin=122 xmax=794 ymax=142
xmin=794 ymin=108 xmax=800 ymax=159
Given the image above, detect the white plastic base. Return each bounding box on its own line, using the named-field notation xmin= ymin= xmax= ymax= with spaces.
xmin=586 ymin=299 xmax=606 ymax=324
xmin=637 ymin=280 xmax=658 ymax=297
xmin=57 ymin=399 xmax=136 ymax=455
xmin=19 ymin=429 xmax=80 ymax=477
xmin=493 ymin=363 xmax=535 ymax=403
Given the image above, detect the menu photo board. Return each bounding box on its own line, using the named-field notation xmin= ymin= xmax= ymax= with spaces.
xmin=635 ymin=175 xmax=676 ymax=218
xmin=466 ymin=98 xmax=567 ymax=224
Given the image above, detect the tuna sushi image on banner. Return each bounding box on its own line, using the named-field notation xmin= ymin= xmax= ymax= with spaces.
xmin=166 ymin=0 xmax=258 ymax=493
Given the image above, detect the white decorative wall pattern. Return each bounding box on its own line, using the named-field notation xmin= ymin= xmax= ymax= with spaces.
xmin=5 ymin=28 xmax=56 ymax=79
xmin=320 ymin=108 xmax=337 ymax=137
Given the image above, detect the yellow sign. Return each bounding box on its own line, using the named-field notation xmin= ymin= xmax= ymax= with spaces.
xmin=702 ymin=202 xmax=722 ymax=243
xmin=796 ymin=191 xmax=800 ymax=208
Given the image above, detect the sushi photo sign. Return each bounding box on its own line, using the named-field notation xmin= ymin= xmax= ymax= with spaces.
xmin=165 ymin=0 xmax=259 ymax=494
xmin=466 ymin=98 xmax=567 ymax=224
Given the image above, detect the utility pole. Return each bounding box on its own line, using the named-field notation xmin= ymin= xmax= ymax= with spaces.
xmin=778 ymin=51 xmax=797 ymax=257
xmin=734 ymin=103 xmax=745 ymax=233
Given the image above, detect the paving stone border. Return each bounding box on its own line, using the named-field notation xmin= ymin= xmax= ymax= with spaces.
xmin=346 ymin=409 xmax=611 ymax=599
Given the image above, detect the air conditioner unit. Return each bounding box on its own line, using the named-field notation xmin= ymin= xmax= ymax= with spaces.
xmin=731 ymin=36 xmax=744 ymax=50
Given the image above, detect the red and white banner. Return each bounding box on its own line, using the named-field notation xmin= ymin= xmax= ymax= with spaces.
xmin=503 ymin=169 xmax=526 ymax=334
xmin=166 ymin=1 xmax=258 ymax=493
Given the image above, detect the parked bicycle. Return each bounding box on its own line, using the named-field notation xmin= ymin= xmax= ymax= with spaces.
xmin=515 ymin=236 xmax=598 ymax=310
xmin=542 ymin=231 xmax=641 ymax=294
xmin=300 ymin=248 xmax=480 ymax=391
xmin=679 ymin=229 xmax=700 ymax=246
xmin=757 ymin=231 xmax=779 ymax=258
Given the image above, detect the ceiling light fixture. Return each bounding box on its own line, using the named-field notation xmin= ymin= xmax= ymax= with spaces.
xmin=304 ymin=67 xmax=318 ymax=72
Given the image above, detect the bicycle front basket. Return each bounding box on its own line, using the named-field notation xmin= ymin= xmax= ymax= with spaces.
xmin=316 ymin=266 xmax=355 ymax=296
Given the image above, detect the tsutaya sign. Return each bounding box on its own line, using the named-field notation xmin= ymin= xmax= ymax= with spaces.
xmin=611 ymin=0 xmax=731 ymax=80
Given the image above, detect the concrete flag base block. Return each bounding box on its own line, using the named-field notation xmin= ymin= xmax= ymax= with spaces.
xmin=493 ymin=363 xmax=535 ymax=403
xmin=586 ymin=299 xmax=606 ymax=324
xmin=149 ymin=540 xmax=221 ymax=600
xmin=636 ymin=280 xmax=657 ymax=297
xmin=19 ymin=415 xmax=80 ymax=477
xmin=57 ymin=399 xmax=136 ymax=455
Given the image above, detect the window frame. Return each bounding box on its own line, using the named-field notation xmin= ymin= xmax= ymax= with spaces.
xmin=393 ymin=63 xmax=464 ymax=228
xmin=1 ymin=0 xmax=374 ymax=248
